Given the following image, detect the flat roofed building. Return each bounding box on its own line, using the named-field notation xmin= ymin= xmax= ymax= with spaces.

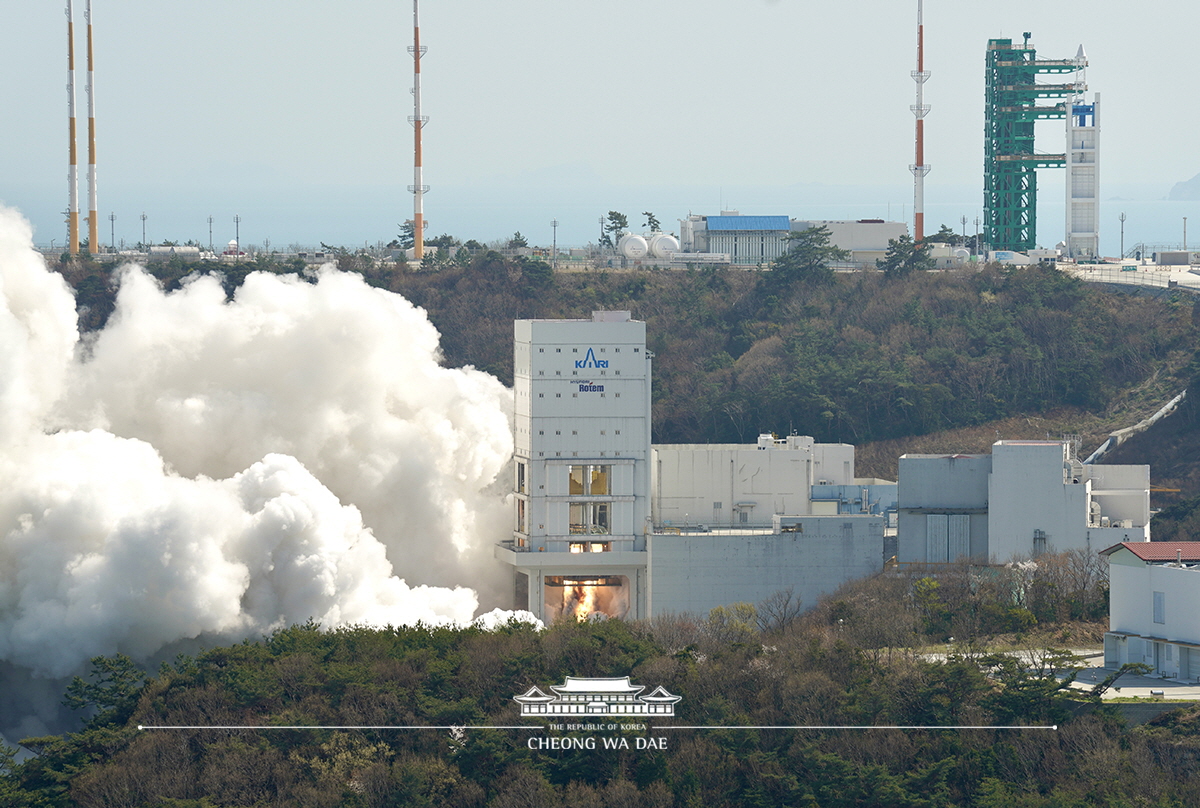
xmin=652 ymin=434 xmax=855 ymax=529
xmin=898 ymin=440 xmax=1150 ymax=564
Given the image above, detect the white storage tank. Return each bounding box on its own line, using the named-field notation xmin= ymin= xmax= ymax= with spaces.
xmin=619 ymin=234 xmax=649 ymax=260
xmin=648 ymin=233 xmax=680 ymax=260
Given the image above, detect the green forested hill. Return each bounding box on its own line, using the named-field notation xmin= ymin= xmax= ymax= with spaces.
xmin=5 ymin=607 xmax=1199 ymax=807
xmin=59 ymin=254 xmax=1196 ymax=450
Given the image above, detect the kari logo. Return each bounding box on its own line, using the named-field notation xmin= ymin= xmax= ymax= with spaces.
xmin=574 ymin=348 xmax=608 ymax=369
xmin=514 ymin=676 xmax=680 ymax=717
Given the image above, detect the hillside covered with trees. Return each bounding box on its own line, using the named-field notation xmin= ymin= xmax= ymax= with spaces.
xmin=4 ymin=557 xmax=1198 ymax=807
xmin=55 ymin=252 xmax=1195 ymax=454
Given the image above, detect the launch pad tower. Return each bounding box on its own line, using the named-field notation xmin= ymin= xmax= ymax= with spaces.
xmin=983 ymin=35 xmax=1084 ymax=253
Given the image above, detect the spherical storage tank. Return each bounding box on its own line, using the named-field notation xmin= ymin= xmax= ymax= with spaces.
xmin=618 ymin=234 xmax=649 ymax=260
xmin=648 ymin=233 xmax=680 ymax=260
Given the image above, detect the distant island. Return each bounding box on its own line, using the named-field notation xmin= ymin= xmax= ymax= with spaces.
xmin=1168 ymin=172 xmax=1200 ymax=200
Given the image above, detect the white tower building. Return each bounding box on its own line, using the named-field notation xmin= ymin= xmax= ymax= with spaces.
xmin=497 ymin=312 xmax=652 ymax=622
xmin=1065 ymin=45 xmax=1100 ymax=260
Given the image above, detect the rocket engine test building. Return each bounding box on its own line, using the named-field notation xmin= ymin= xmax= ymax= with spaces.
xmin=495 ymin=312 xmax=889 ymax=623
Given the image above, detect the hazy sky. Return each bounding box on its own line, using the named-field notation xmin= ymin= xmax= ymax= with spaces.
xmin=2 ymin=0 xmax=1198 ymax=253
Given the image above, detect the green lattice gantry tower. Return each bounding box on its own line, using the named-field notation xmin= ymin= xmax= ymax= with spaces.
xmin=984 ymin=35 xmax=1083 ymax=252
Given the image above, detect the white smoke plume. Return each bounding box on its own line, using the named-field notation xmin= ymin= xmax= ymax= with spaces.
xmin=0 ymin=205 xmax=520 ymax=687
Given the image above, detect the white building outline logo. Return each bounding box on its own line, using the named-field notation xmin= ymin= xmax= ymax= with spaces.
xmin=514 ymin=676 xmax=681 ymax=717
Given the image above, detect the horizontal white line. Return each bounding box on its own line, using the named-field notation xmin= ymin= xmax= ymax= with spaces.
xmin=139 ymin=725 xmax=539 ymax=731
xmin=139 ymin=724 xmax=1057 ymax=732
xmin=659 ymin=725 xmax=1058 ymax=731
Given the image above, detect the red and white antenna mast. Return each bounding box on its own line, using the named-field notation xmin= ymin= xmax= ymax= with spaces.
xmin=86 ymin=0 xmax=98 ymax=253
xmin=66 ymin=0 xmax=79 ymax=255
xmin=408 ymin=0 xmax=429 ymax=261
xmin=909 ymin=0 xmax=930 ymax=243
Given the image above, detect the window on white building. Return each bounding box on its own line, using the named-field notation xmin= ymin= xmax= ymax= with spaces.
xmin=570 ymin=502 xmax=610 ymax=535
xmin=570 ymin=465 xmax=610 ymax=495
xmin=1153 ymin=591 xmax=1166 ymax=624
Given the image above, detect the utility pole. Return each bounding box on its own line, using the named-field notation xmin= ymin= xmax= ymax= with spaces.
xmin=1119 ymin=212 xmax=1126 ymax=259
xmin=551 ymin=218 xmax=559 ymax=269
xmin=234 ymin=214 xmax=241 ymax=260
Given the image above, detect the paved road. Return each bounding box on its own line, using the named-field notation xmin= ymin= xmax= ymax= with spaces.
xmin=1067 ymin=264 xmax=1200 ymax=293
xmin=1067 ymin=651 xmax=1200 ymax=700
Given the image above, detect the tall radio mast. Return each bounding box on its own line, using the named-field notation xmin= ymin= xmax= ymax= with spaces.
xmin=910 ymin=0 xmax=930 ymax=244
xmin=86 ymin=0 xmax=98 ymax=253
xmin=66 ymin=0 xmax=79 ymax=254
xmin=408 ymin=0 xmax=429 ymax=262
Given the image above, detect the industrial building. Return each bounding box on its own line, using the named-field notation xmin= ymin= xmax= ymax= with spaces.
xmin=678 ymin=212 xmax=908 ymax=268
xmin=652 ymin=435 xmax=856 ymax=529
xmin=496 ymin=312 xmax=891 ymax=623
xmin=898 ymin=440 xmax=1150 ymax=564
xmin=1102 ymin=542 xmax=1200 ymax=680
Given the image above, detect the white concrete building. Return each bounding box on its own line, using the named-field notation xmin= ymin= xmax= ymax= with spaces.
xmin=497 ymin=312 xmax=653 ymax=622
xmin=1102 ymin=542 xmax=1200 ymax=680
xmin=791 ymin=219 xmax=909 ymax=266
xmin=497 ymin=313 xmax=891 ymax=623
xmin=651 ymin=435 xmax=855 ymax=529
xmin=898 ymin=440 xmax=1149 ymax=563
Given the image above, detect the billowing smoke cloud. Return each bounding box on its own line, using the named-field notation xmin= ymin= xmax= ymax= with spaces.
xmin=0 ymin=205 xmax=521 ymax=686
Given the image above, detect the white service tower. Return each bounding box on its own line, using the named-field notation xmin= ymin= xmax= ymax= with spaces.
xmin=1065 ymin=45 xmax=1100 ymax=260
xmin=497 ymin=312 xmax=652 ymax=623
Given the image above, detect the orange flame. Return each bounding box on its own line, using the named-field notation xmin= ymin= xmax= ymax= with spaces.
xmin=563 ymin=584 xmax=599 ymax=620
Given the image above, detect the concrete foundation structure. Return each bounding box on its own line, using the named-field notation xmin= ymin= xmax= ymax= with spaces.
xmin=647 ymin=515 xmax=885 ymax=617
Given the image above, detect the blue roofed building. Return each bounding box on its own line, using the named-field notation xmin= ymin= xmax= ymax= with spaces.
xmin=679 ymin=211 xmax=792 ymax=266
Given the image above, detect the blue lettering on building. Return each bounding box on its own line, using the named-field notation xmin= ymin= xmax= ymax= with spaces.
xmin=579 ymin=384 xmax=604 ymax=392
xmin=574 ymin=348 xmax=609 ymax=369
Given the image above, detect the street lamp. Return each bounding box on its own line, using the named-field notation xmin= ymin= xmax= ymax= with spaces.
xmin=1119 ymin=212 xmax=1126 ymax=259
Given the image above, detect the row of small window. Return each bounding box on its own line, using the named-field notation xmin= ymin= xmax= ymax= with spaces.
xmin=537 ymin=347 xmax=638 ymax=353
xmin=538 ymin=451 xmax=622 ymax=457
xmin=540 ymin=430 xmax=621 ymax=436
xmin=538 ymin=370 xmax=620 ymax=376
xmin=538 ymin=393 xmax=621 ymax=398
